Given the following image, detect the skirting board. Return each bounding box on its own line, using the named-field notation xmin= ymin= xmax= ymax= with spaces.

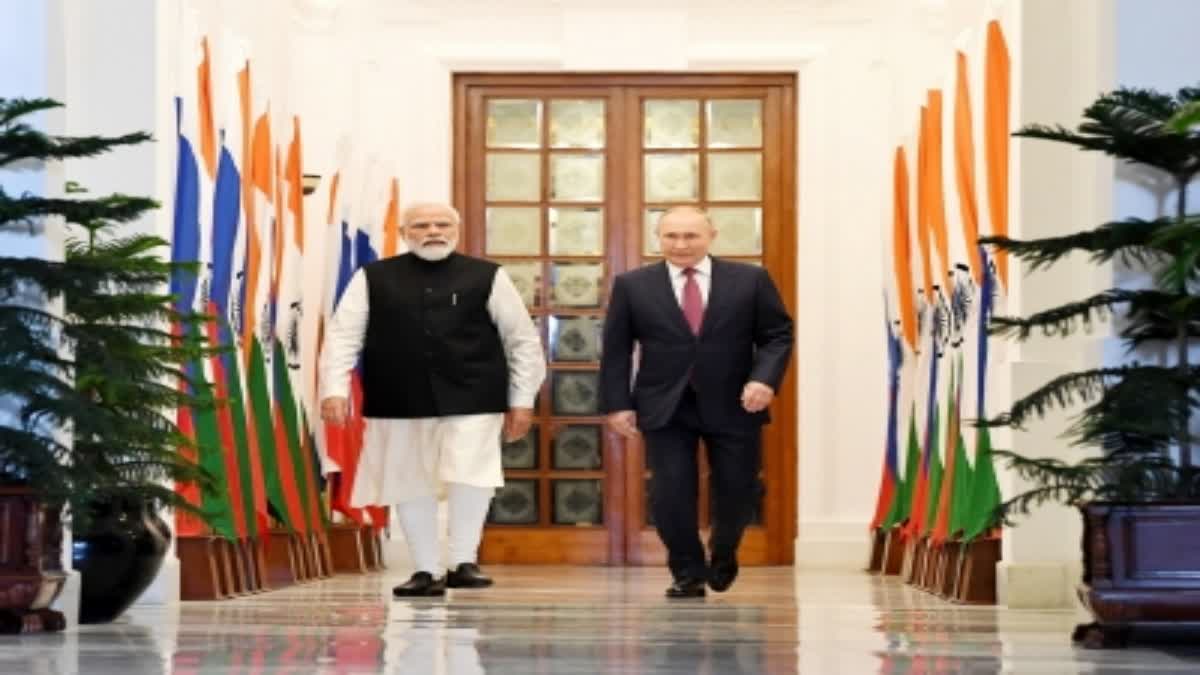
xmin=794 ymin=521 xmax=870 ymax=569
xmin=997 ymin=561 xmax=1085 ymax=610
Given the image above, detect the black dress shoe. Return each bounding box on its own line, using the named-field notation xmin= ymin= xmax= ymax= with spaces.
xmin=393 ymin=572 xmax=446 ymax=597
xmin=665 ymin=577 xmax=706 ymax=598
xmin=708 ymin=557 xmax=739 ymax=592
xmin=446 ymin=562 xmax=494 ymax=589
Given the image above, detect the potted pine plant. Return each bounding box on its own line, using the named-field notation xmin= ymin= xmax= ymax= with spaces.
xmin=0 ymin=98 xmax=218 ymax=630
xmin=981 ymin=85 xmax=1200 ymax=648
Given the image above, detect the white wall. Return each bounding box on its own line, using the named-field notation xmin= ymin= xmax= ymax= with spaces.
xmin=1 ymin=0 xmax=57 ymax=256
xmin=1113 ymin=0 xmax=1200 ymax=467
xmin=792 ymin=28 xmax=891 ymax=567
xmin=1116 ymin=0 xmax=1200 ymax=93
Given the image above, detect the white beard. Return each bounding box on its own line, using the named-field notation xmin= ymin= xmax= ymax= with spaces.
xmin=409 ymin=239 xmax=456 ymax=261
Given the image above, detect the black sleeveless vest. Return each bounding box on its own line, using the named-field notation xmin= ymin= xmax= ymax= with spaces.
xmin=360 ymin=252 xmax=509 ymax=418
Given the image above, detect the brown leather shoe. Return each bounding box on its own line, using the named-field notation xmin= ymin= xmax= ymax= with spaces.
xmin=393 ymin=572 xmax=446 ymax=597
xmin=446 ymin=563 xmax=494 ymax=589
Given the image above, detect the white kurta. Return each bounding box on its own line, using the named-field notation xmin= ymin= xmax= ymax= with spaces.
xmin=319 ymin=264 xmax=546 ymax=505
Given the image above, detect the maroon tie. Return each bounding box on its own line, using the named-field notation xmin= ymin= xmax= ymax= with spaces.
xmin=681 ymin=267 xmax=704 ymax=335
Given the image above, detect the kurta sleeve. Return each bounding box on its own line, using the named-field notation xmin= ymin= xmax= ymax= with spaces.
xmin=318 ymin=269 xmax=369 ymax=400
xmin=487 ymin=268 xmax=547 ymax=408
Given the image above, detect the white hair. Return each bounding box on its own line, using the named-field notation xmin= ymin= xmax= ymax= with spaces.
xmin=402 ymin=202 xmax=461 ymax=227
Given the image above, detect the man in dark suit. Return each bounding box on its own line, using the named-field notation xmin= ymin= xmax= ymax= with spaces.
xmin=600 ymin=206 xmax=793 ymax=598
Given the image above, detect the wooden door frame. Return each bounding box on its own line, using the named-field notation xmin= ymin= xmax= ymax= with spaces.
xmin=452 ymin=72 xmax=798 ymax=565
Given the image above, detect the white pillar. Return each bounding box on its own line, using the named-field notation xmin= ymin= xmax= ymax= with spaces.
xmin=997 ymin=0 xmax=1115 ymax=609
xmin=53 ymin=0 xmax=180 ymax=608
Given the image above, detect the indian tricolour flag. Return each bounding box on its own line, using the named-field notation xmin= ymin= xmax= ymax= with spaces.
xmin=171 ymin=25 xmax=234 ymax=540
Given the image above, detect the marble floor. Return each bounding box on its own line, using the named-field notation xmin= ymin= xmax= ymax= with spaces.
xmin=4 ymin=567 xmax=1200 ymax=674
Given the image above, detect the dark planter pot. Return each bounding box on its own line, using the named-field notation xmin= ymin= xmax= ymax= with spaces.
xmin=1074 ymin=502 xmax=1200 ymax=647
xmin=0 ymin=486 xmax=67 ymax=633
xmin=72 ymin=499 xmax=170 ymax=624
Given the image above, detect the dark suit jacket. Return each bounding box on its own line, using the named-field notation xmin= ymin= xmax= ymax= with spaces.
xmin=599 ymin=258 xmax=794 ymax=431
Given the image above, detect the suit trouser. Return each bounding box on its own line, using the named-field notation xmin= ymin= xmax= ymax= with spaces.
xmin=642 ymin=387 xmax=763 ymax=580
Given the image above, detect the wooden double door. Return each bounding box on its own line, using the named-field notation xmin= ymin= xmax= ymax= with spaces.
xmin=452 ymin=73 xmax=797 ymax=565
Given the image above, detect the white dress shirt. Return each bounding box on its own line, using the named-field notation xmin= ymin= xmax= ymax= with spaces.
xmin=318 ymin=265 xmax=546 ymax=408
xmin=665 ymin=255 xmax=713 ymax=306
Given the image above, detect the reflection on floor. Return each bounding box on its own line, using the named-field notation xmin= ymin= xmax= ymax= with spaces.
xmin=4 ymin=566 xmax=1200 ymax=673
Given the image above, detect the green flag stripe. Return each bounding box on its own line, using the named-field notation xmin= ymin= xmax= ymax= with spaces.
xmin=222 ymin=343 xmax=259 ymax=538
xmin=964 ymin=425 xmax=1002 ymax=540
xmin=188 ymin=326 xmax=236 ymax=539
xmin=247 ymin=337 xmax=293 ymax=531
xmin=923 ymin=406 xmax=944 ymax=536
xmin=274 ymin=339 xmax=314 ymax=533
xmin=948 ymin=426 xmax=975 ymax=537
xmin=300 ymin=410 xmax=329 ymax=530
xmin=947 ymin=355 xmax=977 ymax=540
xmin=885 ymin=411 xmax=923 ymax=529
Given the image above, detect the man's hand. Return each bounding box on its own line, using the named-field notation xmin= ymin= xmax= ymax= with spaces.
xmin=741 ymin=381 xmax=774 ymax=413
xmin=606 ymin=410 xmax=641 ymax=440
xmin=321 ymin=396 xmax=350 ymax=425
xmin=504 ymin=407 xmax=534 ymax=442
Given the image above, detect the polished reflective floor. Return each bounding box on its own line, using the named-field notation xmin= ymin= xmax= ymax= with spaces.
xmin=5 ymin=567 xmax=1200 ymax=673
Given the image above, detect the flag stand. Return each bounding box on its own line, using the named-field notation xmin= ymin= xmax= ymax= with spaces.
xmin=952 ymin=537 xmax=1000 ymax=604
xmin=936 ymin=541 xmax=963 ymax=597
xmin=866 ymin=528 xmax=887 ymax=572
xmin=178 ymin=535 xmax=227 ymax=600
xmin=881 ymin=527 xmax=907 ymax=575
xmin=328 ymin=523 xmax=372 ymax=573
xmin=904 ymin=536 xmax=928 ymax=585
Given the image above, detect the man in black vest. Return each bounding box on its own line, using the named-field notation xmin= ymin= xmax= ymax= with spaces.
xmin=599 ymin=206 xmax=793 ymax=598
xmin=319 ymin=203 xmax=545 ymax=598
